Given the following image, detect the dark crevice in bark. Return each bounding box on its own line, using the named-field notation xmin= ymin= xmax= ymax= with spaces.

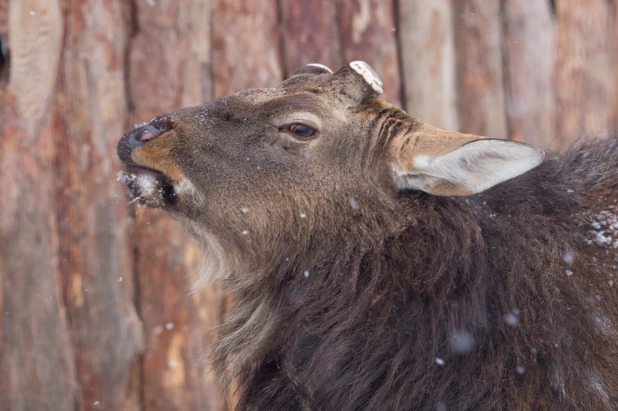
xmin=52 ymin=2 xmax=81 ymax=409
xmin=123 ymin=0 xmax=145 ymax=410
xmin=208 ymin=0 xmax=215 ymax=101
xmin=499 ymin=0 xmax=514 ymax=141
xmin=548 ymin=0 xmax=556 ymax=18
xmin=124 ymin=0 xmax=139 ymax=115
xmin=275 ymin=0 xmax=288 ymax=80
xmin=392 ymin=0 xmax=406 ymax=109
xmin=333 ymin=1 xmax=346 ymax=69
xmin=0 ymin=35 xmax=9 ymax=87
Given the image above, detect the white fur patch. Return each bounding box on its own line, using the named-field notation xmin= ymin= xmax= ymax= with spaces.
xmin=306 ymin=63 xmax=333 ymax=74
xmin=189 ymin=229 xmax=235 ymax=292
xmin=349 ymin=61 xmax=384 ymax=94
xmin=174 ymin=178 xmax=205 ymax=205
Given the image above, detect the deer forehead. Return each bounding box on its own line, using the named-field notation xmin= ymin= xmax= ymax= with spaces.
xmin=205 ymin=88 xmax=365 ymax=127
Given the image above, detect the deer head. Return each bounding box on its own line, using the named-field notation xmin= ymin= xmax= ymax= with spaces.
xmin=117 ymin=62 xmax=543 ymax=281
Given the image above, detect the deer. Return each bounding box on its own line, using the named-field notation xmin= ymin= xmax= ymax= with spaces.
xmin=117 ymin=61 xmax=618 ymax=410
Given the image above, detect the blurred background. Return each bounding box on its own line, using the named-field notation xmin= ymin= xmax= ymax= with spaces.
xmin=0 ymin=0 xmax=617 ymax=410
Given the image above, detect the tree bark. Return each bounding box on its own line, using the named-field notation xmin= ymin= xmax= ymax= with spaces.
xmin=453 ymin=0 xmax=507 ymax=139
xmin=336 ymin=0 xmax=402 ymax=106
xmin=554 ymin=0 xmax=615 ymax=150
xmin=279 ymin=0 xmax=342 ymax=77
xmin=212 ymin=0 xmax=282 ymax=98
xmin=0 ymin=2 xmax=77 ymax=410
xmin=502 ymin=0 xmax=556 ymax=147
xmin=397 ymin=0 xmax=458 ymax=130
xmin=54 ymin=1 xmax=144 ymax=410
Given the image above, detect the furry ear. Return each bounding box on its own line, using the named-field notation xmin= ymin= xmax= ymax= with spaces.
xmin=292 ymin=63 xmax=333 ymax=76
xmin=392 ymin=123 xmax=544 ymax=196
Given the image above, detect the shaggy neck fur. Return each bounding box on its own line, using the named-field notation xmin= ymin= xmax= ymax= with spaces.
xmin=213 ymin=140 xmax=618 ymax=411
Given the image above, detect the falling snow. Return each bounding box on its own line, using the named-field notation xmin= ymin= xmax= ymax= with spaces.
xmin=566 ymin=270 xmax=573 ymax=277
xmin=166 ymin=322 xmax=174 ymax=330
xmin=350 ymin=198 xmax=360 ymax=209
xmin=504 ymin=309 xmax=520 ymax=327
xmin=435 ymin=358 xmax=445 ymax=366
xmin=303 ymin=270 xmax=310 ymax=278
xmin=240 ymin=207 xmax=249 ymax=214
xmin=563 ymin=251 xmax=574 ymax=265
xmin=450 ymin=331 xmax=475 ymax=354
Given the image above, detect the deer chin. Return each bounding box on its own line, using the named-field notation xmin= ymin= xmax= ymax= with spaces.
xmin=117 ymin=166 xmax=177 ymax=208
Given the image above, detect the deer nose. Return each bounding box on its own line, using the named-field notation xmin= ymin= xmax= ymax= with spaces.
xmin=127 ymin=124 xmax=162 ymax=148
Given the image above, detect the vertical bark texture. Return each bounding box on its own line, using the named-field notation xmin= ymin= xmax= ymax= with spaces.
xmin=397 ymin=0 xmax=458 ymax=130
xmin=502 ymin=0 xmax=556 ymax=147
xmin=554 ymin=0 xmax=616 ymax=149
xmin=55 ymin=1 xmax=144 ymax=410
xmin=0 ymin=1 xmax=77 ymax=411
xmin=614 ymin=1 xmax=618 ymax=135
xmin=212 ymin=0 xmax=281 ymax=97
xmin=336 ymin=0 xmax=402 ymax=106
xmin=279 ymin=0 xmax=342 ymax=77
xmin=1 ymin=2 xmax=617 ymax=410
xmin=454 ymin=0 xmax=507 ymax=139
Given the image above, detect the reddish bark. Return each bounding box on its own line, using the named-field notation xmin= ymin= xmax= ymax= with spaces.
xmin=554 ymin=0 xmax=615 ymax=150
xmin=336 ymin=0 xmax=402 ymax=106
xmin=279 ymin=0 xmax=342 ymax=77
xmin=453 ymin=0 xmax=507 ymax=139
xmin=212 ymin=0 xmax=281 ymax=97
xmin=397 ymin=0 xmax=458 ymax=130
xmin=502 ymin=0 xmax=556 ymax=147
xmin=0 ymin=2 xmax=76 ymax=410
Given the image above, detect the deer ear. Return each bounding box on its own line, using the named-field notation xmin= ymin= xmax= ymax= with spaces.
xmin=292 ymin=63 xmax=333 ymax=76
xmin=331 ymin=61 xmax=383 ymax=104
xmin=392 ymin=123 xmax=544 ymax=196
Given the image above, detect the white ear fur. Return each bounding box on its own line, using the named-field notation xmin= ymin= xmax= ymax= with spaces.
xmin=396 ymin=139 xmax=544 ymax=196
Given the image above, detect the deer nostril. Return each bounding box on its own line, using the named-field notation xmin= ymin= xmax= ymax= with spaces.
xmin=138 ymin=126 xmax=159 ymax=142
xmin=129 ymin=124 xmax=162 ymax=147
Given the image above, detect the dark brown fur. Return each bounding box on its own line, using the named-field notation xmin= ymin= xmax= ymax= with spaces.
xmin=117 ymin=63 xmax=618 ymax=410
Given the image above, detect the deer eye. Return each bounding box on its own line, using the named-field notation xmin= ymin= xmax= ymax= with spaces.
xmin=288 ymin=123 xmax=317 ymax=139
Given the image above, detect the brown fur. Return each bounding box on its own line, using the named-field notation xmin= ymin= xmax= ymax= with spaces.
xmin=117 ymin=63 xmax=618 ymax=410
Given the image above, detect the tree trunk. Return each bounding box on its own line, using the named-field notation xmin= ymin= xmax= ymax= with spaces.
xmin=0 ymin=2 xmax=77 ymax=410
